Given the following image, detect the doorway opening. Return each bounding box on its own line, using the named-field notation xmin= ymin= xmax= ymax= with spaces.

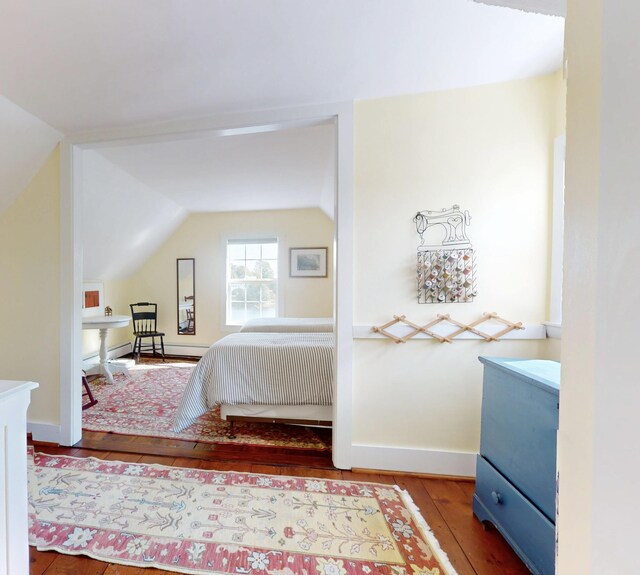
xmin=59 ymin=104 xmax=354 ymax=469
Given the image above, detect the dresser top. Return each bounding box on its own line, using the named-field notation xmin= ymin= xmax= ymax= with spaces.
xmin=0 ymin=380 xmax=39 ymax=400
xmin=479 ymin=356 xmax=560 ymax=392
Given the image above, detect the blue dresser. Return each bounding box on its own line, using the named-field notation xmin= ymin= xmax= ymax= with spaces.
xmin=473 ymin=356 xmax=560 ymax=575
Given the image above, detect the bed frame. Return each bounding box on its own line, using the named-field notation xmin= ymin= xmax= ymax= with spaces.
xmin=221 ymin=404 xmax=332 ymax=439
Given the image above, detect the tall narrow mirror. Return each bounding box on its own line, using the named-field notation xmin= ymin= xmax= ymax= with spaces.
xmin=177 ymin=258 xmax=195 ymax=335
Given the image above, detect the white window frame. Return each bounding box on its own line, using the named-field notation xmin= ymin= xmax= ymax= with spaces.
xmin=225 ymin=238 xmax=279 ymax=327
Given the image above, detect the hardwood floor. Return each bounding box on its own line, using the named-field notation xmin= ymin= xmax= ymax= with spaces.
xmin=29 ymin=433 xmax=531 ymax=575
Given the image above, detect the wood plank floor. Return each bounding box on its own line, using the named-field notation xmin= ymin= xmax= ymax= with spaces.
xmin=29 ymin=433 xmax=531 ymax=575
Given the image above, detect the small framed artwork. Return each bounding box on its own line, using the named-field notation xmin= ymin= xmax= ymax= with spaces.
xmin=290 ymin=247 xmax=328 ymax=278
xmin=82 ymin=282 xmax=104 ymax=317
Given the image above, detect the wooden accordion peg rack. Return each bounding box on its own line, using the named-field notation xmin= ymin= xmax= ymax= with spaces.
xmin=372 ymin=312 xmax=523 ymax=343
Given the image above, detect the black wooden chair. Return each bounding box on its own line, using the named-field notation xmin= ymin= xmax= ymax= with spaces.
xmin=130 ymin=302 xmax=165 ymax=363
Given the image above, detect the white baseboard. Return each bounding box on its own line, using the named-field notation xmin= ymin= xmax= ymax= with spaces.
xmin=351 ymin=444 xmax=476 ymax=477
xmin=83 ymin=341 xmax=208 ymax=363
xmin=163 ymin=343 xmax=209 ymax=357
xmin=27 ymin=421 xmax=61 ymax=444
xmin=82 ymin=342 xmax=132 ymax=369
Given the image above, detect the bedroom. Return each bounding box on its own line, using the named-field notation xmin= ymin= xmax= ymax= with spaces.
xmin=78 ymin=123 xmax=337 ymax=456
xmin=76 ymin=66 xmax=564 ymax=470
xmin=79 ymin=123 xmax=336 ymax=357
xmin=0 ymin=1 xmax=636 ymax=573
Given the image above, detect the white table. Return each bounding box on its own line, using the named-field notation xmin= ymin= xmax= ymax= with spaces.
xmin=82 ymin=315 xmax=132 ymax=384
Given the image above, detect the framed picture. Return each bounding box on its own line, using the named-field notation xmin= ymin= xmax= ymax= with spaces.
xmin=82 ymin=282 xmax=104 ymax=317
xmin=290 ymin=247 xmax=328 ymax=278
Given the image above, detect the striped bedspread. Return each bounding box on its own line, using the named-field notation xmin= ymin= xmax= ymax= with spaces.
xmin=172 ymin=332 xmax=334 ymax=432
xmin=239 ymin=317 xmax=334 ymax=333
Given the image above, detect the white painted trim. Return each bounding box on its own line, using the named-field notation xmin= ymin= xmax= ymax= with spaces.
xmin=549 ymin=134 xmax=566 ymax=326
xmin=219 ymin=233 xmax=285 ymax=329
xmin=544 ymin=322 xmax=562 ymax=339
xmin=59 ymin=138 xmax=83 ymax=446
xmin=353 ymin=323 xmax=547 ymax=340
xmin=60 ymin=102 xmax=354 ymax=468
xmin=333 ymin=105 xmax=354 ymax=470
xmin=163 ymin=343 xmax=210 ymax=357
xmin=27 ymin=421 xmax=61 ymax=444
xmin=352 ymin=444 xmax=476 ymax=477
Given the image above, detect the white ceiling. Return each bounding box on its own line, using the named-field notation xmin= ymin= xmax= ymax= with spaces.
xmin=94 ymin=123 xmax=336 ymax=217
xmin=0 ymin=0 xmax=564 ymax=134
xmin=82 ymin=150 xmax=189 ymax=280
xmin=474 ymin=0 xmax=565 ymax=17
xmin=0 ymin=0 xmax=565 ymax=279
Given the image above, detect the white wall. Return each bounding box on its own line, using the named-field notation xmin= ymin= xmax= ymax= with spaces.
xmin=558 ymin=1 xmax=640 ymax=572
xmin=353 ymin=73 xmax=562 ymax=461
xmin=81 ymin=150 xmax=188 ymax=280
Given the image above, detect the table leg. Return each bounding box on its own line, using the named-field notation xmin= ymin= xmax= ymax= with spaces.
xmin=85 ymin=327 xmax=131 ymax=384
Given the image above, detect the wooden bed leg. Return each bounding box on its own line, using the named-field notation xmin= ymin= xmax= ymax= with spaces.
xmin=227 ymin=420 xmax=236 ymax=439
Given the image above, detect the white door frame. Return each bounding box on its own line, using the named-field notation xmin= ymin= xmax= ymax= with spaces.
xmin=59 ymin=102 xmax=354 ymax=469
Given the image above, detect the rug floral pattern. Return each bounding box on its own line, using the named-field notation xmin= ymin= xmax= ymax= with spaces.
xmin=28 ymin=450 xmax=455 ymax=575
xmin=82 ymin=361 xmax=330 ymax=450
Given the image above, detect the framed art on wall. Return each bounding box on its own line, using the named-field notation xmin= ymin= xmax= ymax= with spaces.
xmin=82 ymin=282 xmax=104 ymax=317
xmin=290 ymin=247 xmax=328 ymax=278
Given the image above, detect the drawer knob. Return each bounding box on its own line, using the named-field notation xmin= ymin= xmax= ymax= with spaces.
xmin=491 ymin=490 xmax=503 ymax=505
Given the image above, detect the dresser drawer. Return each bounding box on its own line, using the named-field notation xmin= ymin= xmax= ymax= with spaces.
xmin=474 ymin=456 xmax=555 ymax=575
xmin=479 ymin=357 xmax=559 ymax=521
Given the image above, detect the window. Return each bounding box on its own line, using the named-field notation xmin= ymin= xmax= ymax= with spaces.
xmin=226 ymin=239 xmax=278 ymax=325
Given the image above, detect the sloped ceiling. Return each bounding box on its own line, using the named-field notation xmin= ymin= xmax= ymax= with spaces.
xmin=0 ymin=0 xmax=564 ymax=134
xmin=83 ymin=124 xmax=336 ymax=280
xmin=1 ymin=0 xmax=564 ymax=280
xmin=0 ymin=95 xmax=61 ymax=215
xmin=94 ymin=123 xmax=336 ymax=218
xmin=81 ymin=150 xmax=188 ymax=280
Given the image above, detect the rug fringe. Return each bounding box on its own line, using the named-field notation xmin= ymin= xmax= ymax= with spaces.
xmin=31 ymin=544 xmax=230 ymax=575
xmin=395 ymin=485 xmax=460 ymax=575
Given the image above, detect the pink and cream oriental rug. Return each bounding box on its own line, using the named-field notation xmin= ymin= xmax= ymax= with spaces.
xmin=28 ymin=449 xmax=457 ymax=575
xmin=82 ymin=360 xmax=330 ymax=450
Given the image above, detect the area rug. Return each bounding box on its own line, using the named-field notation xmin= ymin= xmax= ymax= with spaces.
xmin=82 ymin=361 xmax=330 ymax=450
xmin=28 ymin=449 xmax=457 ymax=575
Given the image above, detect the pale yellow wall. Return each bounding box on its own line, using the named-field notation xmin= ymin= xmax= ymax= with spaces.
xmin=545 ymin=337 xmax=561 ymax=362
xmin=122 ymin=208 xmax=334 ymax=346
xmin=0 ymin=146 xmax=60 ymax=424
xmin=353 ymin=73 xmax=561 ymax=451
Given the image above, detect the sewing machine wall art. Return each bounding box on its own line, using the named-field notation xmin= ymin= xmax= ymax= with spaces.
xmin=414 ymin=205 xmax=477 ymax=303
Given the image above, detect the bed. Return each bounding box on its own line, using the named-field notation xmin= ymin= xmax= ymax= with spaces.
xmin=172 ymin=332 xmax=334 ymax=434
xmin=239 ymin=317 xmax=334 ymax=333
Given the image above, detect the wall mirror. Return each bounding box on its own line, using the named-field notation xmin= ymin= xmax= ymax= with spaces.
xmin=177 ymin=258 xmax=195 ymax=335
